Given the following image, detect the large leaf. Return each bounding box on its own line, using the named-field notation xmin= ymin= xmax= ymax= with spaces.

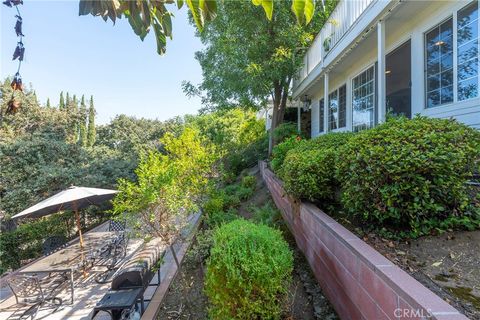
xmin=186 ymin=0 xmax=204 ymax=31
xmin=251 ymin=0 xmax=273 ymax=20
xmin=291 ymin=0 xmax=316 ymax=24
xmin=199 ymin=0 xmax=217 ymax=21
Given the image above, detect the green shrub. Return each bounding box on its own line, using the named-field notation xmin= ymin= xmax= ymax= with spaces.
xmin=251 ymin=202 xmax=282 ymax=227
xmin=240 ymin=175 xmax=256 ymax=190
xmin=271 ymin=136 xmax=304 ymax=172
xmin=225 ymin=136 xmax=268 ymax=176
xmin=273 ymin=122 xmax=298 ymax=143
xmin=279 ymin=132 xmax=353 ymax=201
xmin=336 ymin=116 xmax=480 ymax=236
xmin=205 ymin=220 xmax=293 ymax=319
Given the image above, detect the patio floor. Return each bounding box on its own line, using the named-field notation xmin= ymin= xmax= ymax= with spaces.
xmin=0 ymin=222 xmax=147 ymax=320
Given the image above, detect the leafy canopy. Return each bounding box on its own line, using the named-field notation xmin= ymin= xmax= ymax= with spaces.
xmin=79 ymin=0 xmax=321 ymax=55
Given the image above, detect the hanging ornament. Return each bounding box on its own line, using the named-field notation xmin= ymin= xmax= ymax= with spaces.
xmin=3 ymin=0 xmax=24 ymax=116
xmin=10 ymin=72 xmax=23 ymax=91
xmin=12 ymin=41 xmax=24 ymax=61
xmin=14 ymin=15 xmax=23 ymax=36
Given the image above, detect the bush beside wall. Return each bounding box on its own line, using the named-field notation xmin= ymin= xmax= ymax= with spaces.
xmin=205 ymin=219 xmax=293 ymax=319
xmin=272 ymin=117 xmax=480 ymax=237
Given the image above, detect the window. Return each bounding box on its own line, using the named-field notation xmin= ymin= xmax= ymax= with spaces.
xmin=352 ymin=66 xmax=375 ymax=132
xmin=319 ymin=98 xmax=325 ymax=133
xmin=458 ymin=1 xmax=478 ymax=100
xmin=328 ymin=84 xmax=347 ymax=130
xmin=425 ymin=18 xmax=454 ymax=107
xmin=425 ymin=1 xmax=479 ymax=107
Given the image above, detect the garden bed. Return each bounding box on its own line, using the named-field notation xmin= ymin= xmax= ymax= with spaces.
xmin=157 ymin=167 xmax=338 ymax=319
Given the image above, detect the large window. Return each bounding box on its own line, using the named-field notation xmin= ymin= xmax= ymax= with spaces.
xmin=328 ymin=84 xmax=347 ymax=130
xmin=425 ymin=1 xmax=478 ymax=108
xmin=352 ymin=66 xmax=375 ymax=132
xmin=458 ymin=1 xmax=478 ymax=100
xmin=319 ymin=98 xmax=325 ymax=133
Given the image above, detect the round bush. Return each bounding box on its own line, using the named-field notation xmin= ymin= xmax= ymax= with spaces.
xmin=279 ymin=132 xmax=353 ymax=201
xmin=205 ymin=219 xmax=293 ymax=319
xmin=336 ymin=116 xmax=480 ymax=236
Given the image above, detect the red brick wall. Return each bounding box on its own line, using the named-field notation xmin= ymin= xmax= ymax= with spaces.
xmin=259 ymin=161 xmax=467 ymax=320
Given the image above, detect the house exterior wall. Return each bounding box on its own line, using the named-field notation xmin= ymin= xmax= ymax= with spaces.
xmin=299 ymin=0 xmax=480 ymax=138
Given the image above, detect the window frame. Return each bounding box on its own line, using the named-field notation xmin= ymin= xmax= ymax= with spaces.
xmin=351 ymin=64 xmax=377 ymax=132
xmin=423 ymin=0 xmax=479 ymax=109
xmin=328 ymin=84 xmax=347 ymax=131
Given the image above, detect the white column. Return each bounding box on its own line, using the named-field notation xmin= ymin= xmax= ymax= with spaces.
xmin=377 ymin=20 xmax=386 ymax=124
xmin=297 ymin=103 xmax=301 ymax=133
xmin=324 ymin=73 xmax=329 ymax=133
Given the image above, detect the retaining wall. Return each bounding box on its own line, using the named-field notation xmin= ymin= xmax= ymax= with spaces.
xmin=259 ymin=161 xmax=467 ymax=320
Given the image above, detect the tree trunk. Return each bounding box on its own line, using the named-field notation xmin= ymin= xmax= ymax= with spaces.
xmin=267 ymin=79 xmax=291 ymax=156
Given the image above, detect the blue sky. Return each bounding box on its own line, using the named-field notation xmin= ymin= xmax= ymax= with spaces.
xmin=1 ymin=1 xmax=204 ymax=124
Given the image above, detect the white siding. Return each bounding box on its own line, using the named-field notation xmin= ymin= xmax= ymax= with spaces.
xmin=302 ymin=0 xmax=480 ymax=131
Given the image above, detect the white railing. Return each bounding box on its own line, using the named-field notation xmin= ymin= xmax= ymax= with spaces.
xmin=294 ymin=0 xmax=375 ymax=87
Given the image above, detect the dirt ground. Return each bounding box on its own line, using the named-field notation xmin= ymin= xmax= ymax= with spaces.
xmin=157 ymin=167 xmax=338 ymax=319
xmin=361 ymin=229 xmax=480 ymax=319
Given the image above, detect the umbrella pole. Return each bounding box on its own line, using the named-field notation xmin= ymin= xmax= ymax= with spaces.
xmin=75 ymin=210 xmax=87 ymax=278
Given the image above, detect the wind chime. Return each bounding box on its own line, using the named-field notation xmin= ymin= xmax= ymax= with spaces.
xmin=4 ymin=0 xmax=25 ymax=115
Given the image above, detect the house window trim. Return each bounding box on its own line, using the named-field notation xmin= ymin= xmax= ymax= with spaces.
xmin=351 ymin=63 xmax=377 ymax=132
xmin=423 ymin=0 xmax=479 ymax=109
xmin=319 ymin=98 xmax=325 ymax=134
xmin=328 ymin=83 xmax=347 ymax=132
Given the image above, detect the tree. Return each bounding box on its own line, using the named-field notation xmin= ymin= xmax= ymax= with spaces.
xmin=185 ymin=0 xmax=335 ymax=154
xmin=87 ymin=96 xmax=96 ymax=147
xmin=79 ymin=0 xmax=320 ymax=55
xmin=46 ymin=98 xmax=51 ymax=108
xmin=59 ymin=91 xmax=65 ymax=109
xmin=78 ymin=95 xmax=87 ymax=147
xmin=65 ymin=92 xmax=71 ymax=107
xmin=112 ymin=127 xmax=216 ymax=268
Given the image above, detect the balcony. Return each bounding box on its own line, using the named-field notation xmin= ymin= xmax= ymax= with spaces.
xmin=294 ymin=0 xmax=376 ymax=89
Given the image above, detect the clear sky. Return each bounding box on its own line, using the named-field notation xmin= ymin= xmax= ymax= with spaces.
xmin=1 ymin=1 xmax=204 ymax=124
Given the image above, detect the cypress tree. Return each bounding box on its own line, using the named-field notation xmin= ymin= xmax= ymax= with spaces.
xmin=59 ymin=92 xmax=65 ymax=109
xmin=79 ymin=95 xmax=88 ymax=147
xmin=46 ymin=98 xmax=51 ymax=108
xmin=87 ymin=95 xmax=96 ymax=147
xmin=66 ymin=92 xmax=71 ymax=106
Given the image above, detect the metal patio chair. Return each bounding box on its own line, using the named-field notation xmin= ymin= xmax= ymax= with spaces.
xmin=6 ymin=274 xmax=64 ymax=319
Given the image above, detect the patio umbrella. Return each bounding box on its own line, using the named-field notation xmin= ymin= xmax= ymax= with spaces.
xmin=12 ymin=186 xmax=119 ymax=253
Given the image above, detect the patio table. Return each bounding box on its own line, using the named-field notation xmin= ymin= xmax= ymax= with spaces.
xmin=18 ymin=231 xmax=118 ymax=304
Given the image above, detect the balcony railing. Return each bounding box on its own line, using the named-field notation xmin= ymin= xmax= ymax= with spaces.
xmin=294 ymin=0 xmax=375 ymax=87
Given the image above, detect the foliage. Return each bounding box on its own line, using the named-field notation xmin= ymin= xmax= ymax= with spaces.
xmin=87 ymin=96 xmax=96 ymax=147
xmin=336 ymin=117 xmax=480 ymax=237
xmin=205 ymin=219 xmax=293 ymax=319
xmin=79 ymin=0 xmax=323 ymax=55
xmin=279 ymin=132 xmax=353 ymax=202
xmin=0 ymin=212 xmax=74 ymax=274
xmin=271 ymin=135 xmax=303 ymax=172
xmin=184 ymin=0 xmax=336 ymax=153
xmin=186 ymin=228 xmax=215 ymax=265
xmin=251 ymin=201 xmax=282 ymax=227
xmin=272 ymin=122 xmax=298 ymax=143
xmin=78 ymin=95 xmax=88 ymax=147
xmin=240 ymin=175 xmax=256 ymax=190
xmin=112 ymin=127 xmax=217 ymax=243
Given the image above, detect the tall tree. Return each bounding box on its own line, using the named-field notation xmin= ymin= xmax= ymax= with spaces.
xmin=65 ymin=92 xmax=71 ymax=107
xmin=87 ymin=95 xmax=96 ymax=147
xmin=185 ymin=0 xmax=334 ymax=154
xmin=79 ymin=95 xmax=88 ymax=147
xmin=59 ymin=91 xmax=65 ymax=109
xmin=46 ymin=98 xmax=51 ymax=108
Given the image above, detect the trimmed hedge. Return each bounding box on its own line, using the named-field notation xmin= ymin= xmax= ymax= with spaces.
xmin=336 ymin=117 xmax=480 ymax=236
xmin=205 ymin=219 xmax=293 ymax=319
xmin=278 ymin=132 xmax=353 ymax=201
xmin=270 ymin=136 xmax=304 ymax=172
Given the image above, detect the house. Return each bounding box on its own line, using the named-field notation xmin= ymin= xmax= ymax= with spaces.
xmin=293 ymin=0 xmax=480 ymax=138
